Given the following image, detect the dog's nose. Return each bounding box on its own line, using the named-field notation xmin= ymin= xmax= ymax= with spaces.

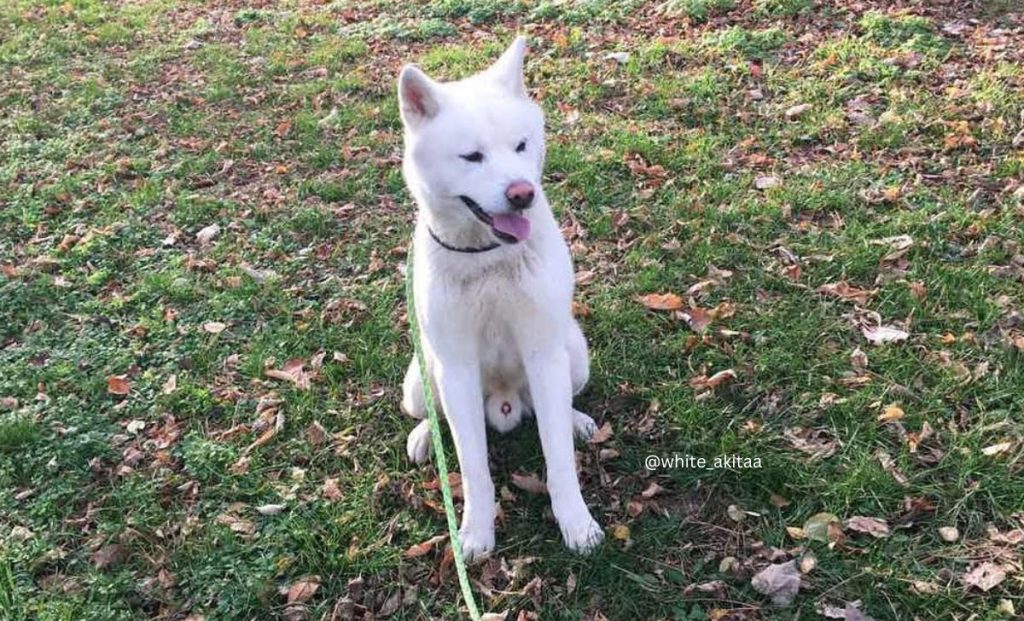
xmin=505 ymin=180 xmax=535 ymax=210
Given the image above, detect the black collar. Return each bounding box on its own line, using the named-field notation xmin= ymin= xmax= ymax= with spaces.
xmin=428 ymin=227 xmax=501 ymax=253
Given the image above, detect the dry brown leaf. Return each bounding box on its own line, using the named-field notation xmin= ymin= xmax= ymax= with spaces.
xmin=196 ymin=224 xmax=220 ymax=245
xmin=322 ymin=478 xmax=342 ymax=502
xmin=877 ymin=404 xmax=904 ymax=423
xmin=589 ymin=422 xmax=613 ymax=444
xmin=961 ymin=562 xmax=1006 ymax=592
xmin=641 ymin=482 xmax=664 ymax=499
xmin=403 ymin=534 xmax=447 ymax=558
xmin=91 ymin=544 xmax=127 ymax=571
xmin=818 ymin=281 xmax=877 ymax=305
xmin=751 ymin=560 xmax=801 ymax=606
xmin=610 ymin=524 xmax=630 ymax=541
xmin=202 ymin=321 xmax=227 ymax=334
xmin=861 ymin=323 xmax=909 ymax=345
xmin=680 ymin=306 xmax=712 ymax=332
xmin=982 ymin=441 xmax=1013 ymax=457
xmin=286 ymin=576 xmax=321 ymax=604
xmin=638 ymin=293 xmax=683 ymax=311
xmin=803 ymin=512 xmax=841 ymax=543
xmin=511 ymin=472 xmax=547 ymax=495
xmin=216 ymin=514 xmax=256 ymax=535
xmin=106 ymin=375 xmax=131 ymax=396
xmin=265 ymin=358 xmax=311 ymax=390
xmin=846 ymin=516 xmax=889 ymax=538
xmin=784 ymin=427 xmax=837 ymax=461
xmin=785 ymin=103 xmax=812 ymax=119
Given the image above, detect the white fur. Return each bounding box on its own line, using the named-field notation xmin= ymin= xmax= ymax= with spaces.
xmin=398 ymin=37 xmax=603 ymax=561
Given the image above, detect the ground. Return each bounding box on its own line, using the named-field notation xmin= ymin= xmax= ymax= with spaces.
xmin=2 ymin=0 xmax=1024 ymax=619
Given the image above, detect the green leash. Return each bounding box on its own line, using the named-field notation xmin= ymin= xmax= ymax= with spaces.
xmin=405 ymin=250 xmax=483 ymax=621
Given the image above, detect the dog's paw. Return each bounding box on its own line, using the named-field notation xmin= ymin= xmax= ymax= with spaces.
xmin=572 ymin=409 xmax=599 ymax=442
xmin=406 ymin=419 xmax=432 ymax=465
xmin=458 ymin=524 xmax=495 ymax=563
xmin=559 ymin=513 xmax=604 ymax=554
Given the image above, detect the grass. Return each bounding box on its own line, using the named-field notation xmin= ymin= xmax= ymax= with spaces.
xmin=2 ymin=1 xmax=1024 ymax=620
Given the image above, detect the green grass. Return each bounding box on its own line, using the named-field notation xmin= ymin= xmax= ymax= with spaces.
xmin=2 ymin=0 xmax=1024 ymax=619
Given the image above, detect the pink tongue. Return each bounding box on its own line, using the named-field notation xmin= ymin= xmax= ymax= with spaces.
xmin=490 ymin=213 xmax=531 ymax=242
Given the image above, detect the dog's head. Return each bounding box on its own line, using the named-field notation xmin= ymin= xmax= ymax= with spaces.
xmin=397 ymin=37 xmax=544 ymax=244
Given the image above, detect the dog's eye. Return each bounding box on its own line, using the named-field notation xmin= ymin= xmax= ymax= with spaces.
xmin=515 ymin=140 xmax=527 ymax=153
xmin=460 ymin=151 xmax=484 ymax=163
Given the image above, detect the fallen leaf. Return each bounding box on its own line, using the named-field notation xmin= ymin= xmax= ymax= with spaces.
xmin=589 ymin=421 xmax=613 ymax=444
xmin=126 ymin=419 xmax=145 ymax=434
xmin=982 ymin=441 xmax=1013 ymax=457
xmin=842 ymin=602 xmax=879 ymax=621
xmin=861 ymin=323 xmax=909 ymax=345
xmin=641 ymin=482 xmax=664 ymax=499
xmin=511 ymin=472 xmax=547 ymax=495
xmin=803 ymin=512 xmax=841 ymax=543
xmin=106 ymin=375 xmax=131 ymax=396
xmin=216 ymin=514 xmax=256 ymax=535
xmin=323 ymin=478 xmax=342 ymax=502
xmin=275 ymin=120 xmax=292 ymax=139
xmin=910 ymin=580 xmax=940 ymax=595
xmin=638 ymin=293 xmax=683 ymax=311
xmin=286 ymin=577 xmax=321 ymax=604
xmin=610 ymin=524 xmax=630 ymax=540
xmin=961 ymin=562 xmax=1006 ymax=592
xmin=909 ymin=281 xmax=927 ymax=300
xmin=265 ymin=358 xmax=311 ymax=390
xmin=846 ymin=516 xmax=889 ymax=538
xmin=680 ymin=306 xmax=712 ymax=332
xmin=877 ymin=404 xmax=904 ymax=423
xmin=799 ymin=552 xmax=816 ymax=574
xmin=751 ymin=560 xmax=801 ymax=606
xmin=690 ymin=368 xmax=737 ymax=393
xmin=785 ymin=103 xmax=812 ymax=119
xmin=404 ymin=534 xmax=447 ymax=558
xmin=196 ymin=224 xmax=220 ymax=245
xmin=91 ymin=544 xmax=127 ymax=571
xmin=784 ymin=427 xmax=837 ymax=461
xmin=850 ymin=347 xmax=869 ymax=374
xmin=818 ymin=281 xmax=877 ymax=305
xmin=202 ymin=321 xmax=227 ymax=334
xmin=755 ymin=175 xmax=780 ymax=190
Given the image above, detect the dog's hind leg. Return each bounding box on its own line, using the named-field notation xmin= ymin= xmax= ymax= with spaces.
xmin=402 ymin=358 xmax=434 ymax=464
xmin=567 ymin=319 xmax=589 ymax=396
xmin=566 ymin=320 xmax=598 ymax=440
xmin=401 ymin=358 xmax=426 ymax=419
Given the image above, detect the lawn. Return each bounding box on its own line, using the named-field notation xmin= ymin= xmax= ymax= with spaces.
xmin=2 ymin=0 xmax=1024 ymax=619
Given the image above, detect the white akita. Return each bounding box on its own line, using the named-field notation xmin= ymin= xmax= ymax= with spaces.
xmin=398 ymin=37 xmax=604 ymax=561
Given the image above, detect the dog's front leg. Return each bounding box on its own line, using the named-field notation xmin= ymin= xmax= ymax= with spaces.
xmin=433 ymin=358 xmax=496 ymax=561
xmin=524 ymin=347 xmax=604 ymax=553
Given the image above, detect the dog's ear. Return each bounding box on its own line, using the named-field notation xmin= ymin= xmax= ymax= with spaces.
xmin=485 ymin=36 xmax=528 ymax=98
xmin=398 ymin=65 xmax=441 ymax=128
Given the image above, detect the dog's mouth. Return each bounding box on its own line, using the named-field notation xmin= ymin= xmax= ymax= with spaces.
xmin=458 ymin=195 xmax=530 ymax=243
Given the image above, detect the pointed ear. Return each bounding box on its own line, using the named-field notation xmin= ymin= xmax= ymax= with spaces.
xmin=398 ymin=65 xmax=441 ymax=128
xmin=485 ymin=36 xmax=528 ymax=97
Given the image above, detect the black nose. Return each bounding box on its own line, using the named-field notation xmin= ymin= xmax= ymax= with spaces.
xmin=505 ymin=181 xmax=535 ymax=210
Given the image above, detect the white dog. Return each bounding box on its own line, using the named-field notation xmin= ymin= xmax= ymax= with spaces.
xmin=397 ymin=37 xmax=604 ymax=561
